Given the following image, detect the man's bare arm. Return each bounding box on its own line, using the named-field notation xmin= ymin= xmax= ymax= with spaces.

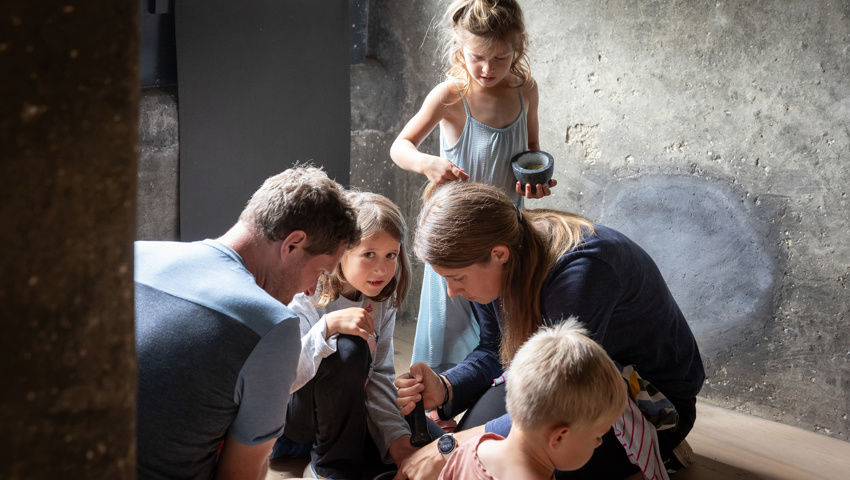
xmin=215 ymin=435 xmax=276 ymax=480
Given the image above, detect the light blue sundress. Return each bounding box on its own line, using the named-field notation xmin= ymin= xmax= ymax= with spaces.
xmin=411 ymin=85 xmax=528 ymax=372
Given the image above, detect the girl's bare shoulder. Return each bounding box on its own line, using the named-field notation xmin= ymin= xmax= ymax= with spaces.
xmin=521 ymin=77 xmax=539 ymax=106
xmin=425 ymin=79 xmax=466 ymax=118
xmin=434 ymin=78 xmax=467 ymax=101
xmin=521 ymin=77 xmax=538 ymax=94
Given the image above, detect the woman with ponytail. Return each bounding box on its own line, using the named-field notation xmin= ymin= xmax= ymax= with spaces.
xmin=394 ymin=182 xmax=704 ymax=480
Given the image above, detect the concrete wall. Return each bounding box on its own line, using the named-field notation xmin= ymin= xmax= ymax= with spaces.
xmin=137 ymin=87 xmax=179 ymax=241
xmin=351 ymin=0 xmax=850 ymax=440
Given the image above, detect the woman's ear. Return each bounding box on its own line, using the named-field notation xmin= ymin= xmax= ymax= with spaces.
xmin=492 ymin=245 xmax=510 ymax=265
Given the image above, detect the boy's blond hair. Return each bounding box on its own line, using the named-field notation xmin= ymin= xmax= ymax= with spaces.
xmin=506 ymin=318 xmax=626 ymax=431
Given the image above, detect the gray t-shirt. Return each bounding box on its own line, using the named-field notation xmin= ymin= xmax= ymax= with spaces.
xmin=135 ymin=240 xmax=300 ymax=479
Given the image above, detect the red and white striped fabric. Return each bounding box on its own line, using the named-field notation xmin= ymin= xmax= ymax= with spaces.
xmin=613 ymin=397 xmax=670 ymax=480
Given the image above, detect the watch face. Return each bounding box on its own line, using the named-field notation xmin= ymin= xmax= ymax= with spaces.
xmin=437 ymin=434 xmax=455 ymax=454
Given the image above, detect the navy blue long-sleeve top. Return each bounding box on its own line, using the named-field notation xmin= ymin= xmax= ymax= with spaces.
xmin=440 ymin=225 xmax=705 ymax=435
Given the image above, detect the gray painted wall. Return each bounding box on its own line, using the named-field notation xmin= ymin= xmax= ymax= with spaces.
xmin=175 ymin=0 xmax=352 ymax=242
xmin=351 ymin=0 xmax=850 ymax=440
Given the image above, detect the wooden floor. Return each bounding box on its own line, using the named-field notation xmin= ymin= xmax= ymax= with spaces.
xmin=675 ymin=404 xmax=850 ymax=480
xmin=267 ymin=322 xmax=850 ymax=480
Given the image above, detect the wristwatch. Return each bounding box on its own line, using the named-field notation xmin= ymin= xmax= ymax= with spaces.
xmin=437 ymin=433 xmax=458 ymax=461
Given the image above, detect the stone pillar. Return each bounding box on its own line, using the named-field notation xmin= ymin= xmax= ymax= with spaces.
xmin=0 ymin=1 xmax=138 ymax=478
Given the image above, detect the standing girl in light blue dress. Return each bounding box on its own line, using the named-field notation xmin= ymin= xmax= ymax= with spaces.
xmin=390 ymin=0 xmax=556 ymax=376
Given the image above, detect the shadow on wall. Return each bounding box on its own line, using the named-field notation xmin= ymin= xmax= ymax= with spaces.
xmin=597 ymin=175 xmax=783 ymax=355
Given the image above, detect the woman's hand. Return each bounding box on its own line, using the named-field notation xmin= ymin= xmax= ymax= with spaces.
xmin=516 ymin=178 xmax=558 ymax=199
xmin=324 ymin=307 xmax=374 ymax=341
xmin=423 ymin=156 xmax=469 ymax=185
xmin=392 ymin=438 xmax=445 ymax=480
xmin=394 ymin=362 xmax=445 ymax=415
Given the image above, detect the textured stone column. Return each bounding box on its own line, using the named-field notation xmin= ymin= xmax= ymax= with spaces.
xmin=0 ymin=1 xmax=138 ymax=478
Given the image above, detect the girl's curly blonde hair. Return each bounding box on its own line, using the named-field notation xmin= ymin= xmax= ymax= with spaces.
xmin=444 ymin=0 xmax=532 ymax=99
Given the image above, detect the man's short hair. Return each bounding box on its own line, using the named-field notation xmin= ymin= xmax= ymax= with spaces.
xmin=239 ymin=165 xmax=360 ymax=255
xmin=506 ymin=318 xmax=626 ymax=431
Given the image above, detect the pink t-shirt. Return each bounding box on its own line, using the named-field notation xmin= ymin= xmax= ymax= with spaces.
xmin=438 ymin=432 xmax=505 ymax=480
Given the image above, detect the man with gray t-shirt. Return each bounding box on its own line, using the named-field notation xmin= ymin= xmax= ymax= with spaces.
xmin=134 ymin=166 xmax=359 ymax=480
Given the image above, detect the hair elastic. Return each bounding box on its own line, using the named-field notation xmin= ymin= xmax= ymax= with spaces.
xmin=438 ymin=374 xmax=450 ymax=407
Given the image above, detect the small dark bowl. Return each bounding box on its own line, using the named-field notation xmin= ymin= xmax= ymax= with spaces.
xmin=511 ymin=150 xmax=554 ymax=195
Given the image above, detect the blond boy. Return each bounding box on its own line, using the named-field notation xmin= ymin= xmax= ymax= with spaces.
xmin=438 ymin=319 xmax=627 ymax=480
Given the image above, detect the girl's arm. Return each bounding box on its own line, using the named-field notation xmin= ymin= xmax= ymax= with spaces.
xmin=290 ymin=304 xmax=376 ymax=393
xmin=525 ymin=80 xmax=540 ymax=151
xmin=288 ymin=295 xmax=338 ymax=393
xmin=364 ymin=305 xmax=415 ymax=464
xmin=291 ymin=317 xmax=336 ymax=393
xmin=290 ymin=296 xmax=377 ymax=393
xmin=516 ymin=79 xmax=558 ymax=198
xmin=390 ymin=82 xmax=469 ymax=185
